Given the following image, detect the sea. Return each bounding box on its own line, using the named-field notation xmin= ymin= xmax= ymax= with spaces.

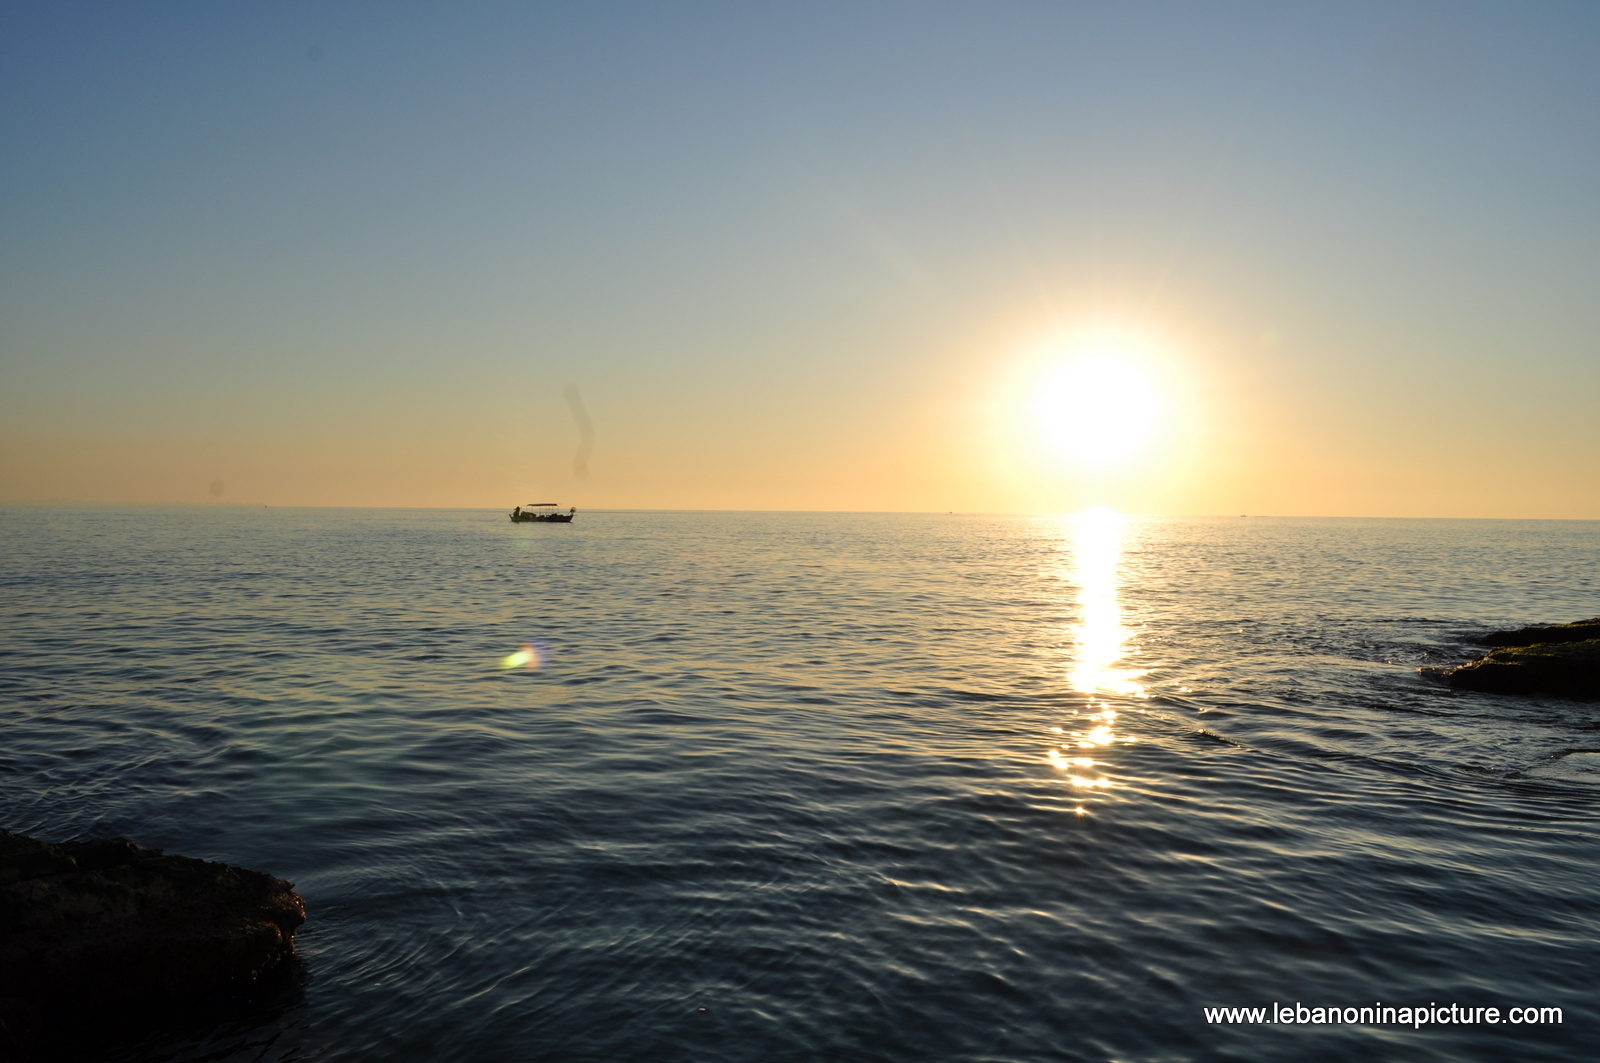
xmin=2 ymin=507 xmax=1597 ymax=1062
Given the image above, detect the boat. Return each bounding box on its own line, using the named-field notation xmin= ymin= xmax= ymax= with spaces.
xmin=510 ymin=503 xmax=575 ymax=523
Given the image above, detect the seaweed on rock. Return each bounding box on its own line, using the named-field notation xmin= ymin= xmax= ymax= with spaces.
xmin=1443 ymin=623 xmax=1600 ymax=699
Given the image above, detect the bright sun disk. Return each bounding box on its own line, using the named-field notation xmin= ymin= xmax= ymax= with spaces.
xmin=1032 ymin=352 xmax=1160 ymax=469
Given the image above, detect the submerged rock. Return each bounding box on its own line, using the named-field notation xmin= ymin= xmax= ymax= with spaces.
xmin=1444 ymin=638 xmax=1600 ymax=699
xmin=0 ymin=830 xmax=305 ymax=1052
xmin=1480 ymin=617 xmax=1600 ymax=647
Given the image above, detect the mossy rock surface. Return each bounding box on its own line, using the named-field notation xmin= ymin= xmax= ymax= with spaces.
xmin=1480 ymin=617 xmax=1600 ymax=647
xmin=0 ymin=830 xmax=304 ymax=1051
xmin=1445 ymin=639 xmax=1600 ymax=699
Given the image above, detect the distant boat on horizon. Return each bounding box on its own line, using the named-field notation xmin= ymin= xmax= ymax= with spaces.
xmin=510 ymin=503 xmax=575 ymax=523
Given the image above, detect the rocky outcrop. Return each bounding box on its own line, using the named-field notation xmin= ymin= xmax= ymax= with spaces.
xmin=1444 ymin=620 xmax=1600 ymax=698
xmin=0 ymin=830 xmax=305 ymax=1052
xmin=1479 ymin=617 xmax=1600 ymax=647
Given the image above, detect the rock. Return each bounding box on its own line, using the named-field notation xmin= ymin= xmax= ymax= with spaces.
xmin=0 ymin=830 xmax=305 ymax=1053
xmin=1444 ymin=639 xmax=1600 ymax=699
xmin=1480 ymin=617 xmax=1600 ymax=647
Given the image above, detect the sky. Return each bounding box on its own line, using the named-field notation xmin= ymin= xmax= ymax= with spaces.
xmin=2 ymin=1 xmax=1597 ymax=516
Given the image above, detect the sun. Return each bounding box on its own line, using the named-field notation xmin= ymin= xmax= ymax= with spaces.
xmin=1031 ymin=349 xmax=1162 ymax=469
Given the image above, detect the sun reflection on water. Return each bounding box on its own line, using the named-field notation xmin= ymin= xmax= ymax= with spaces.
xmin=1047 ymin=508 xmax=1145 ymax=805
xmin=1067 ymin=508 xmax=1145 ymax=698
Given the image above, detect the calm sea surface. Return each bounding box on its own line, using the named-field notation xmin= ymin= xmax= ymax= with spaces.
xmin=2 ymin=508 xmax=1597 ymax=1062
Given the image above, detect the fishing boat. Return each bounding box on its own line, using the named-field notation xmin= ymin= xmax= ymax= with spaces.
xmin=510 ymin=503 xmax=575 ymax=523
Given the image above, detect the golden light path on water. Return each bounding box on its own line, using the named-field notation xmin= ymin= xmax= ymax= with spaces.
xmin=1047 ymin=508 xmax=1147 ymax=811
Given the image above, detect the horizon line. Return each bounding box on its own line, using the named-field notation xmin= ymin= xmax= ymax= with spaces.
xmin=3 ymin=502 xmax=1597 ymax=523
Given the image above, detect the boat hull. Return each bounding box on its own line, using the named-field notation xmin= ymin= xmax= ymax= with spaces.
xmin=510 ymin=513 xmax=574 ymax=523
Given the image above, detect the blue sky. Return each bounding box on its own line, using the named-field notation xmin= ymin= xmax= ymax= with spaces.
xmin=3 ymin=2 xmax=1597 ymax=513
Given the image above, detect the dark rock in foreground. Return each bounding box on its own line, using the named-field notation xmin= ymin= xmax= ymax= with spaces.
xmin=0 ymin=830 xmax=305 ymax=1052
xmin=1444 ymin=638 xmax=1600 ymax=699
xmin=1480 ymin=616 xmax=1600 ymax=647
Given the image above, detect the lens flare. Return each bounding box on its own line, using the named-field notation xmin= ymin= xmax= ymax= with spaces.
xmin=499 ymin=641 xmax=549 ymax=670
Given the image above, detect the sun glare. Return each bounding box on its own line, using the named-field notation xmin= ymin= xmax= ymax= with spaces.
xmin=1067 ymin=507 xmax=1146 ymax=698
xmin=1031 ymin=350 xmax=1161 ymax=469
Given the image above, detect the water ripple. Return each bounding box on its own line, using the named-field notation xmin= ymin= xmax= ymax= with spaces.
xmin=2 ymin=508 xmax=1597 ymax=1062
